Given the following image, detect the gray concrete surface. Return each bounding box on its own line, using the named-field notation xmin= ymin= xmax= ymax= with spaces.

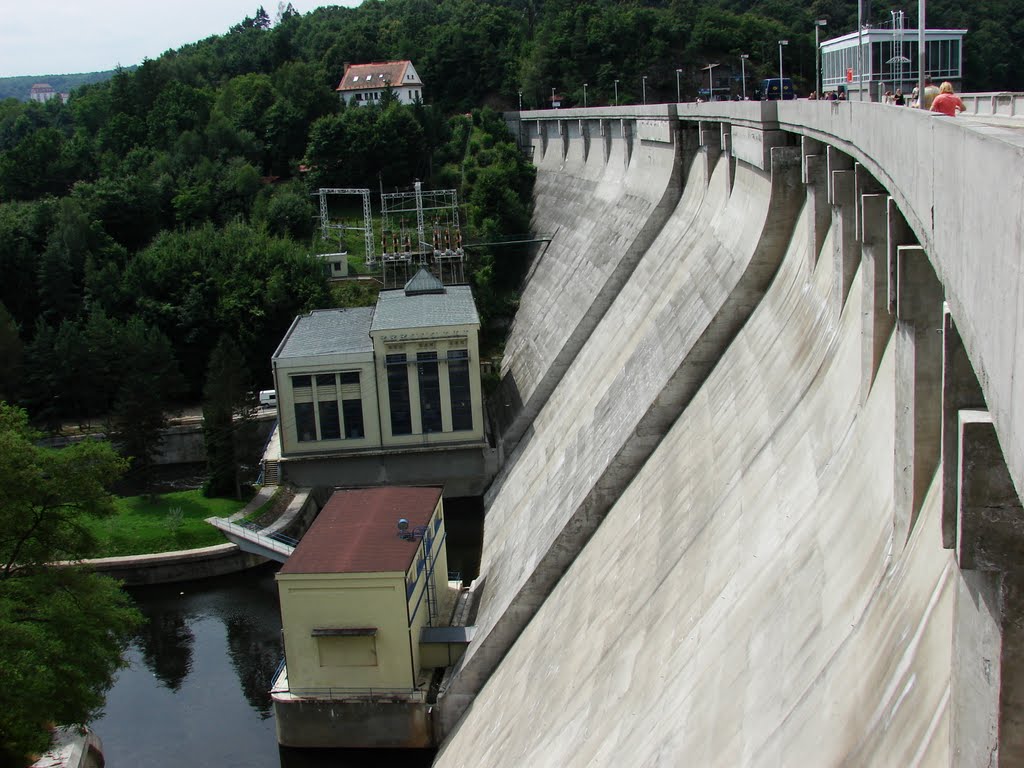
xmin=439 ymin=180 xmax=955 ymax=767
xmin=431 ymin=103 xmax=1024 ymax=764
xmin=493 ymin=106 xmax=684 ymax=454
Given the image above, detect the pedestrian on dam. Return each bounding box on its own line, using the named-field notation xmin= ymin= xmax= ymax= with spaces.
xmin=894 ymin=89 xmax=905 ymax=106
xmin=922 ymin=79 xmax=940 ymax=109
xmin=931 ymin=82 xmax=966 ymax=117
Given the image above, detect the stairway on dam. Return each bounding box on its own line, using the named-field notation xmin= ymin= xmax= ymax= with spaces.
xmin=434 ymin=104 xmax=1024 ymax=765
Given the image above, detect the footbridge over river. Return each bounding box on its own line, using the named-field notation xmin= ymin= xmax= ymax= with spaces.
xmin=429 ymin=101 xmax=1024 ymax=766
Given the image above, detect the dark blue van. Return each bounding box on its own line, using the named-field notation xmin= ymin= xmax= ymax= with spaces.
xmin=760 ymin=78 xmax=796 ymax=101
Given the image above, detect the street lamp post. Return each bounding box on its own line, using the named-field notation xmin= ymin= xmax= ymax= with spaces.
xmin=740 ymin=54 xmax=749 ymax=100
xmin=778 ymin=39 xmax=789 ymax=99
xmin=675 ymin=69 xmax=682 ymax=103
xmin=614 ymin=79 xmax=619 ymax=106
xmin=642 ymin=75 xmax=648 ymax=104
xmin=551 ymin=86 xmax=556 ymax=108
xmin=918 ymin=0 xmax=927 ymax=109
xmin=702 ymin=63 xmax=720 ymax=101
xmin=814 ymin=19 xmax=827 ymax=96
xmin=583 ymin=83 xmax=588 ymax=108
xmin=518 ymin=90 xmax=522 ymax=111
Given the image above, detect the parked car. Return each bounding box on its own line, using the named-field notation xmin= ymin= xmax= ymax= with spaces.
xmin=760 ymin=78 xmax=796 ymax=101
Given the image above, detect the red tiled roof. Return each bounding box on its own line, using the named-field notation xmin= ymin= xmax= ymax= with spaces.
xmin=280 ymin=486 xmax=442 ymax=575
xmin=336 ymin=61 xmax=420 ymax=92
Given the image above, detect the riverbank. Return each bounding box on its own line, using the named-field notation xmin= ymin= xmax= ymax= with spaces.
xmin=31 ymin=726 xmax=103 ymax=768
xmin=80 ymin=485 xmax=285 ymax=586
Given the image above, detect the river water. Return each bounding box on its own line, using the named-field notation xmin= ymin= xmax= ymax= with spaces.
xmin=91 ymin=498 xmax=482 ymax=767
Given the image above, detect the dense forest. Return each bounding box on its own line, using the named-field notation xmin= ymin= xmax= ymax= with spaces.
xmin=0 ymin=0 xmax=1015 ymax=443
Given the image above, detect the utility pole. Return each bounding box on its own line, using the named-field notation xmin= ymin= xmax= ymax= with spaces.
xmin=740 ymin=54 xmax=749 ymax=100
xmin=778 ymin=40 xmax=789 ymax=98
xmin=702 ymin=63 xmax=720 ymax=101
xmin=918 ymin=0 xmax=927 ymax=108
xmin=815 ymin=20 xmax=828 ymax=96
xmin=675 ymin=69 xmax=682 ymax=103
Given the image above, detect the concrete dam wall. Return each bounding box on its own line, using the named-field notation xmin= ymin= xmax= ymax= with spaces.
xmin=434 ymin=103 xmax=1024 ymax=765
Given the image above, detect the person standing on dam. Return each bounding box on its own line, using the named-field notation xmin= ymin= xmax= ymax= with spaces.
xmin=931 ymin=82 xmax=966 ymax=117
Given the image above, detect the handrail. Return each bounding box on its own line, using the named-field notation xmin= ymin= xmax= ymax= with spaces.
xmin=208 ymin=518 xmax=295 ymax=555
xmin=277 ymin=686 xmax=427 ymax=701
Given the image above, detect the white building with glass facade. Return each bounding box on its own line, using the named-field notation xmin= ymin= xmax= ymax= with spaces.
xmin=821 ymin=25 xmax=966 ymax=99
xmin=269 ymin=269 xmax=491 ymax=495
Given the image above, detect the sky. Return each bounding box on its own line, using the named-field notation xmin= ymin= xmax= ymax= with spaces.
xmin=0 ymin=1 xmax=362 ymax=78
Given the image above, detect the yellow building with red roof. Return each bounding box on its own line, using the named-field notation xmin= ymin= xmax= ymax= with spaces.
xmin=273 ymin=486 xmax=462 ymax=747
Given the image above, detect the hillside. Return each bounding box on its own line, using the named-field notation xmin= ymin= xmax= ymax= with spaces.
xmin=0 ymin=70 xmax=123 ymax=102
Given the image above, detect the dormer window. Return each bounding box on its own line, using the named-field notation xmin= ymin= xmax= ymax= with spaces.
xmin=353 ymin=76 xmax=359 ymax=82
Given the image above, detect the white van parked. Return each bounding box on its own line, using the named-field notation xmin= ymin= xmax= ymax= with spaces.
xmin=259 ymin=390 xmax=277 ymax=409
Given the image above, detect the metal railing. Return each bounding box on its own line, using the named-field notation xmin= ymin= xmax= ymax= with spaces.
xmin=209 ymin=518 xmax=296 ymax=556
xmin=275 ymin=685 xmax=427 ymax=702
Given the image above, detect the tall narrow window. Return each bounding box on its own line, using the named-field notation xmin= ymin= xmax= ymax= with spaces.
xmin=418 ymin=352 xmax=442 ymax=433
xmin=318 ymin=401 xmax=341 ymax=439
xmin=386 ymin=354 xmax=412 ymax=435
xmin=292 ymin=375 xmax=316 ymax=442
xmin=340 ymin=372 xmax=364 ymax=438
xmin=294 ymin=403 xmax=316 ymax=442
xmin=448 ymin=349 xmax=473 ymax=431
xmin=315 ymin=374 xmax=341 ymax=440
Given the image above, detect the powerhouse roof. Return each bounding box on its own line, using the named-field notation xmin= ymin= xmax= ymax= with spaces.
xmin=371 ymin=284 xmax=479 ymax=332
xmin=273 ymin=307 xmax=375 ymax=359
xmin=279 ymin=486 xmax=442 ymax=575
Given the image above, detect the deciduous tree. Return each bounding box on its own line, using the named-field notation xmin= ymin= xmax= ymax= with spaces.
xmin=0 ymin=403 xmax=140 ymax=765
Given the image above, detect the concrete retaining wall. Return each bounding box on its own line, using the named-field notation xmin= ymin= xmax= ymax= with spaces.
xmin=85 ymin=543 xmax=267 ymax=587
xmin=440 ymin=128 xmax=810 ymax=730
xmin=275 ymin=698 xmax=432 ymax=749
xmin=433 ymin=104 xmax=1024 ymax=764
xmin=438 ymin=204 xmax=955 ymax=764
xmin=280 ymin=443 xmax=496 ymax=498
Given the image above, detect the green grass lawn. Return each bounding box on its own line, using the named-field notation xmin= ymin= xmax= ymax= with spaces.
xmin=85 ymin=489 xmax=247 ymax=557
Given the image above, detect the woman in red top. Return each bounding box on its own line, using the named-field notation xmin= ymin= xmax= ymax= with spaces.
xmin=931 ymin=81 xmax=966 ymax=117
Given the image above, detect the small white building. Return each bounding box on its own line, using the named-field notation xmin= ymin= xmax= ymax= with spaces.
xmin=336 ymin=61 xmax=423 ymax=106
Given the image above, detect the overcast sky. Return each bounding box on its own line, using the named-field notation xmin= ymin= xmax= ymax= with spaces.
xmin=1 ymin=1 xmax=362 ymax=78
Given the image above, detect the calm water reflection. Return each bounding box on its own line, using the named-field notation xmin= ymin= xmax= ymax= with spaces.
xmin=93 ymin=565 xmax=285 ymax=767
xmin=90 ymin=497 xmax=481 ymax=768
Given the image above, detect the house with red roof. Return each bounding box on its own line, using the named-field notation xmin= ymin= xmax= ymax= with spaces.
xmin=336 ymin=60 xmax=423 ymax=106
xmin=273 ymin=486 xmax=463 ymax=747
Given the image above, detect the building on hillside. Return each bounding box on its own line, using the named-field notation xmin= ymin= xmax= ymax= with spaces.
xmin=272 ymin=485 xmax=467 ymax=747
xmin=29 ymin=83 xmax=62 ymax=103
xmin=820 ymin=21 xmax=966 ymax=99
xmin=336 ymin=61 xmax=423 ymax=106
xmin=269 ymin=268 xmax=492 ymax=494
